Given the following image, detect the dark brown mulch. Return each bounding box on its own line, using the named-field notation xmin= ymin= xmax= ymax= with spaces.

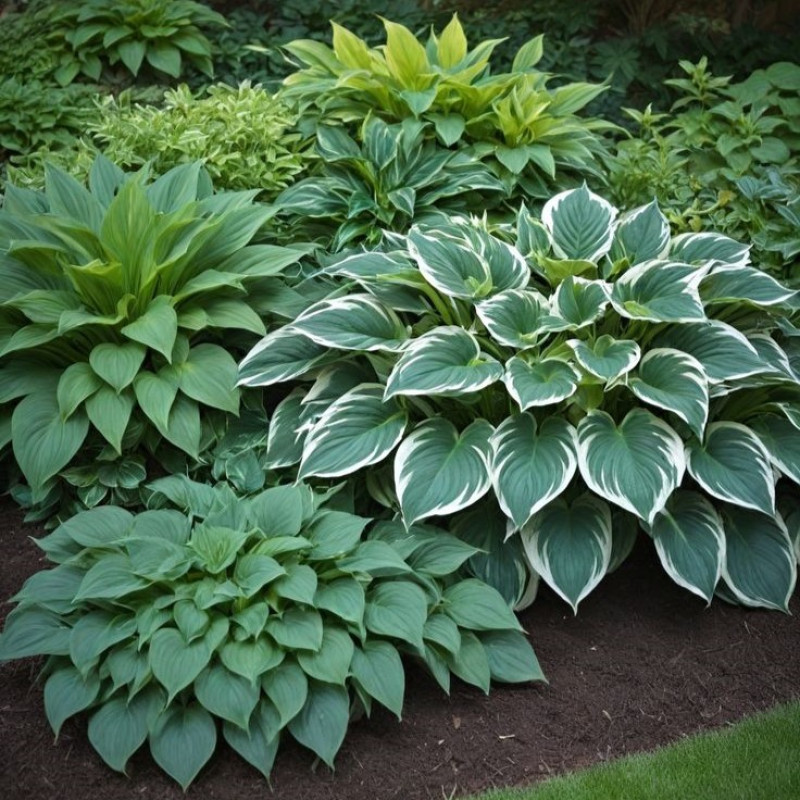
xmin=1 ymin=498 xmax=798 ymax=800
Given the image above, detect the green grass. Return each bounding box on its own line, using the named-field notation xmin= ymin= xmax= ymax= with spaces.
xmin=473 ymin=701 xmax=800 ymax=800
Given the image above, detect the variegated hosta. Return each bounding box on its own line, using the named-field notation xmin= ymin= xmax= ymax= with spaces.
xmin=0 ymin=158 xmax=307 ymax=512
xmin=0 ymin=480 xmax=541 ymax=788
xmin=240 ymin=186 xmax=800 ymax=613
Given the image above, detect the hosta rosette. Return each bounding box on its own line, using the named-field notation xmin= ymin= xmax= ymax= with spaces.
xmin=0 ymin=480 xmax=542 ymax=788
xmin=239 ymin=185 xmax=800 ymax=612
xmin=0 ymin=158 xmax=307 ymax=511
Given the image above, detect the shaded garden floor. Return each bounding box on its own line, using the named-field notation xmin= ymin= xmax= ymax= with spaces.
xmin=1 ymin=498 xmax=797 ymax=800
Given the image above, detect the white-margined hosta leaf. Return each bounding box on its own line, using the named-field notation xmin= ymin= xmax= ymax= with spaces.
xmin=541 ymin=185 xmax=617 ymax=263
xmin=577 ymin=408 xmax=685 ymax=524
xmin=299 ymin=385 xmax=408 ymax=479
xmin=627 ymin=348 xmax=709 ymax=439
xmin=490 ymin=414 xmax=577 ymax=529
xmin=670 ymin=231 xmax=750 ymax=267
xmin=384 ymin=327 xmax=502 ymax=398
xmin=265 ymin=389 xmax=307 ymax=469
xmin=609 ymin=260 xmax=707 ymax=323
xmin=608 ymin=200 xmax=671 ymax=266
xmin=503 ymin=357 xmax=580 ymax=410
xmin=546 ymin=276 xmax=610 ymax=330
xmin=649 ymin=490 xmax=725 ymax=603
xmin=521 ymin=494 xmax=612 ymax=612
xmin=475 ymin=289 xmax=550 ymax=349
xmin=289 ymin=294 xmax=409 ymax=352
xmin=237 ymin=328 xmax=331 ymax=387
xmin=395 ymin=418 xmax=493 ymax=525
xmin=567 ymin=335 xmax=641 ymax=382
xmin=325 ymin=251 xmax=420 ymax=285
xmin=407 ymin=227 xmax=528 ymax=301
xmin=700 ymin=265 xmax=796 ymax=308
xmin=721 ymin=506 xmax=796 ymax=611
xmin=750 ymin=415 xmax=800 ymax=486
xmin=685 ymin=422 xmax=775 ymax=515
xmin=748 ymin=335 xmax=797 ymax=382
xmin=654 ymin=320 xmax=763 ymax=383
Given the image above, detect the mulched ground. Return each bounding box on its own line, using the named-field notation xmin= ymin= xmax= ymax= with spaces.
xmin=1 ymin=498 xmax=798 ymax=800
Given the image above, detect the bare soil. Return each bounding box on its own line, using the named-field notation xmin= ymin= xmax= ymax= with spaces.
xmin=1 ymin=498 xmax=798 ymax=800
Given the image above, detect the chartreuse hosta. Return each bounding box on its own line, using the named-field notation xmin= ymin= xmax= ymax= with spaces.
xmin=0 ymin=158 xmax=307 ymax=512
xmin=240 ymin=186 xmax=800 ymax=613
xmin=0 ymin=480 xmax=541 ymax=788
xmin=281 ymin=15 xmax=611 ymax=195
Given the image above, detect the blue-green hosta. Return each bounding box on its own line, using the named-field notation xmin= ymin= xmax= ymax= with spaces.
xmin=240 ymin=186 xmax=800 ymax=613
xmin=0 ymin=481 xmax=541 ymax=788
xmin=0 ymin=158 xmax=307 ymax=511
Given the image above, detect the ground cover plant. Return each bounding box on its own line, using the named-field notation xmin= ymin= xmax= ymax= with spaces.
xmin=7 ymin=82 xmax=311 ymax=198
xmin=0 ymin=479 xmax=541 ymax=788
xmin=0 ymin=157 xmax=308 ymax=515
xmin=240 ymin=185 xmax=800 ymax=613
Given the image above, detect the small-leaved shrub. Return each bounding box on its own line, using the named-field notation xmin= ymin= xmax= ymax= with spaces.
xmin=0 ymin=480 xmax=542 ymax=787
xmin=240 ymin=186 xmax=800 ymax=613
xmin=0 ymin=158 xmax=307 ymax=512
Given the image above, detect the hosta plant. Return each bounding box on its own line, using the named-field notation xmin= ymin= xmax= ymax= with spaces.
xmin=0 ymin=480 xmax=542 ymax=788
xmin=0 ymin=158 xmax=307 ymax=511
xmin=240 ymin=185 xmax=800 ymax=613
xmin=49 ymin=0 xmax=225 ymax=84
xmin=281 ymin=15 xmax=611 ymax=195
xmin=276 ymin=114 xmax=506 ymax=250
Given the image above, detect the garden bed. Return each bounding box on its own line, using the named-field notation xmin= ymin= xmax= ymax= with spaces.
xmin=1 ymin=498 xmax=797 ymax=800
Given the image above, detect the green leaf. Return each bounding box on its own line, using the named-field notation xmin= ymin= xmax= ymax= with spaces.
xmin=267 ymin=608 xmax=323 ymax=651
xmin=628 ymin=348 xmax=709 ymax=439
xmin=395 ymin=418 xmax=493 ymax=525
xmin=444 ymin=578 xmax=521 ymax=631
xmin=609 ymin=200 xmax=671 ymax=266
xmin=522 ymin=494 xmax=612 ymax=612
xmin=314 ymin=577 xmax=365 ymax=626
xmin=146 ymin=41 xmax=182 ymax=78
xmin=299 ymin=386 xmax=408 ymax=479
xmin=55 ymin=506 xmax=134 ymax=547
xmin=11 ymin=392 xmax=89 ymax=495
xmin=160 ymin=393 xmax=202 ymax=458
xmin=150 ymin=704 xmax=216 ymax=790
xmin=305 ymin=511 xmax=369 ymax=560
xmin=44 ymin=666 xmax=100 ymax=737
xmin=222 ymin=702 xmax=280 ymax=779
xmin=480 ymin=629 xmax=545 ymax=683
xmin=721 ymin=507 xmax=796 ymax=611
xmin=195 ymin=664 xmax=260 ymax=730
xmin=262 ymin=661 xmax=308 ymax=726
xmin=338 ymin=540 xmax=411 ymax=576
xmin=288 ymin=682 xmax=349 ymax=767
xmin=219 ymin=637 xmax=284 ymax=684
xmin=476 ymin=289 xmax=549 ymax=348
xmin=297 ymin=626 xmax=354 ymax=684
xmin=650 ymin=490 xmax=725 ymax=603
xmin=567 ymin=335 xmax=640 ymax=382
xmin=610 ymin=261 xmax=706 ymax=322
xmin=577 ymin=409 xmax=685 ymax=524
xmin=178 ymin=344 xmax=239 ymax=414
xmin=85 ymin=385 xmax=134 ymax=452
xmin=491 ymin=414 xmax=577 ymax=529
xmin=89 ymin=342 xmax=146 ymax=393
xmin=351 ymin=641 xmax=405 ymax=719
xmin=133 ymin=370 xmax=178 ymax=432
xmin=447 ymin=631 xmax=490 ymax=693
xmin=233 ymin=554 xmax=285 ymax=597
xmin=385 ymin=327 xmax=503 ymax=398
xmin=57 ymin=362 xmax=102 ymax=418
xmin=117 ymin=39 xmax=146 ymax=75
xmin=150 ymin=628 xmax=213 ymax=702
xmin=190 ymin=525 xmax=249 ymax=574
xmin=406 ymin=535 xmax=481 ymax=576
xmin=88 ymin=688 xmax=161 ymax=773
xmin=504 ymin=357 xmax=580 ymax=410
xmin=365 ymin=580 xmax=428 ymax=649
xmin=291 ymin=295 xmax=408 ymax=352
xmin=541 ymin=185 xmax=617 ymax=262
xmin=686 ymin=422 xmax=775 ymax=515
xmin=121 ymin=297 xmax=177 ymax=361
xmin=0 ymin=608 xmax=71 ymax=660
xmin=69 ymin=611 xmax=136 ymax=672
xmin=547 ymin=277 xmax=610 ymax=330
xmin=75 ymin=554 xmax=149 ymax=601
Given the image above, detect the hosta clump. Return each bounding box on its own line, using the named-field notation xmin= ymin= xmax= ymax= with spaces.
xmin=281 ymin=15 xmax=611 ymax=196
xmin=0 ymin=480 xmax=542 ymax=788
xmin=276 ymin=114 xmax=506 ymax=250
xmin=240 ymin=185 xmax=800 ymax=613
xmin=0 ymin=158 xmax=307 ymax=512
